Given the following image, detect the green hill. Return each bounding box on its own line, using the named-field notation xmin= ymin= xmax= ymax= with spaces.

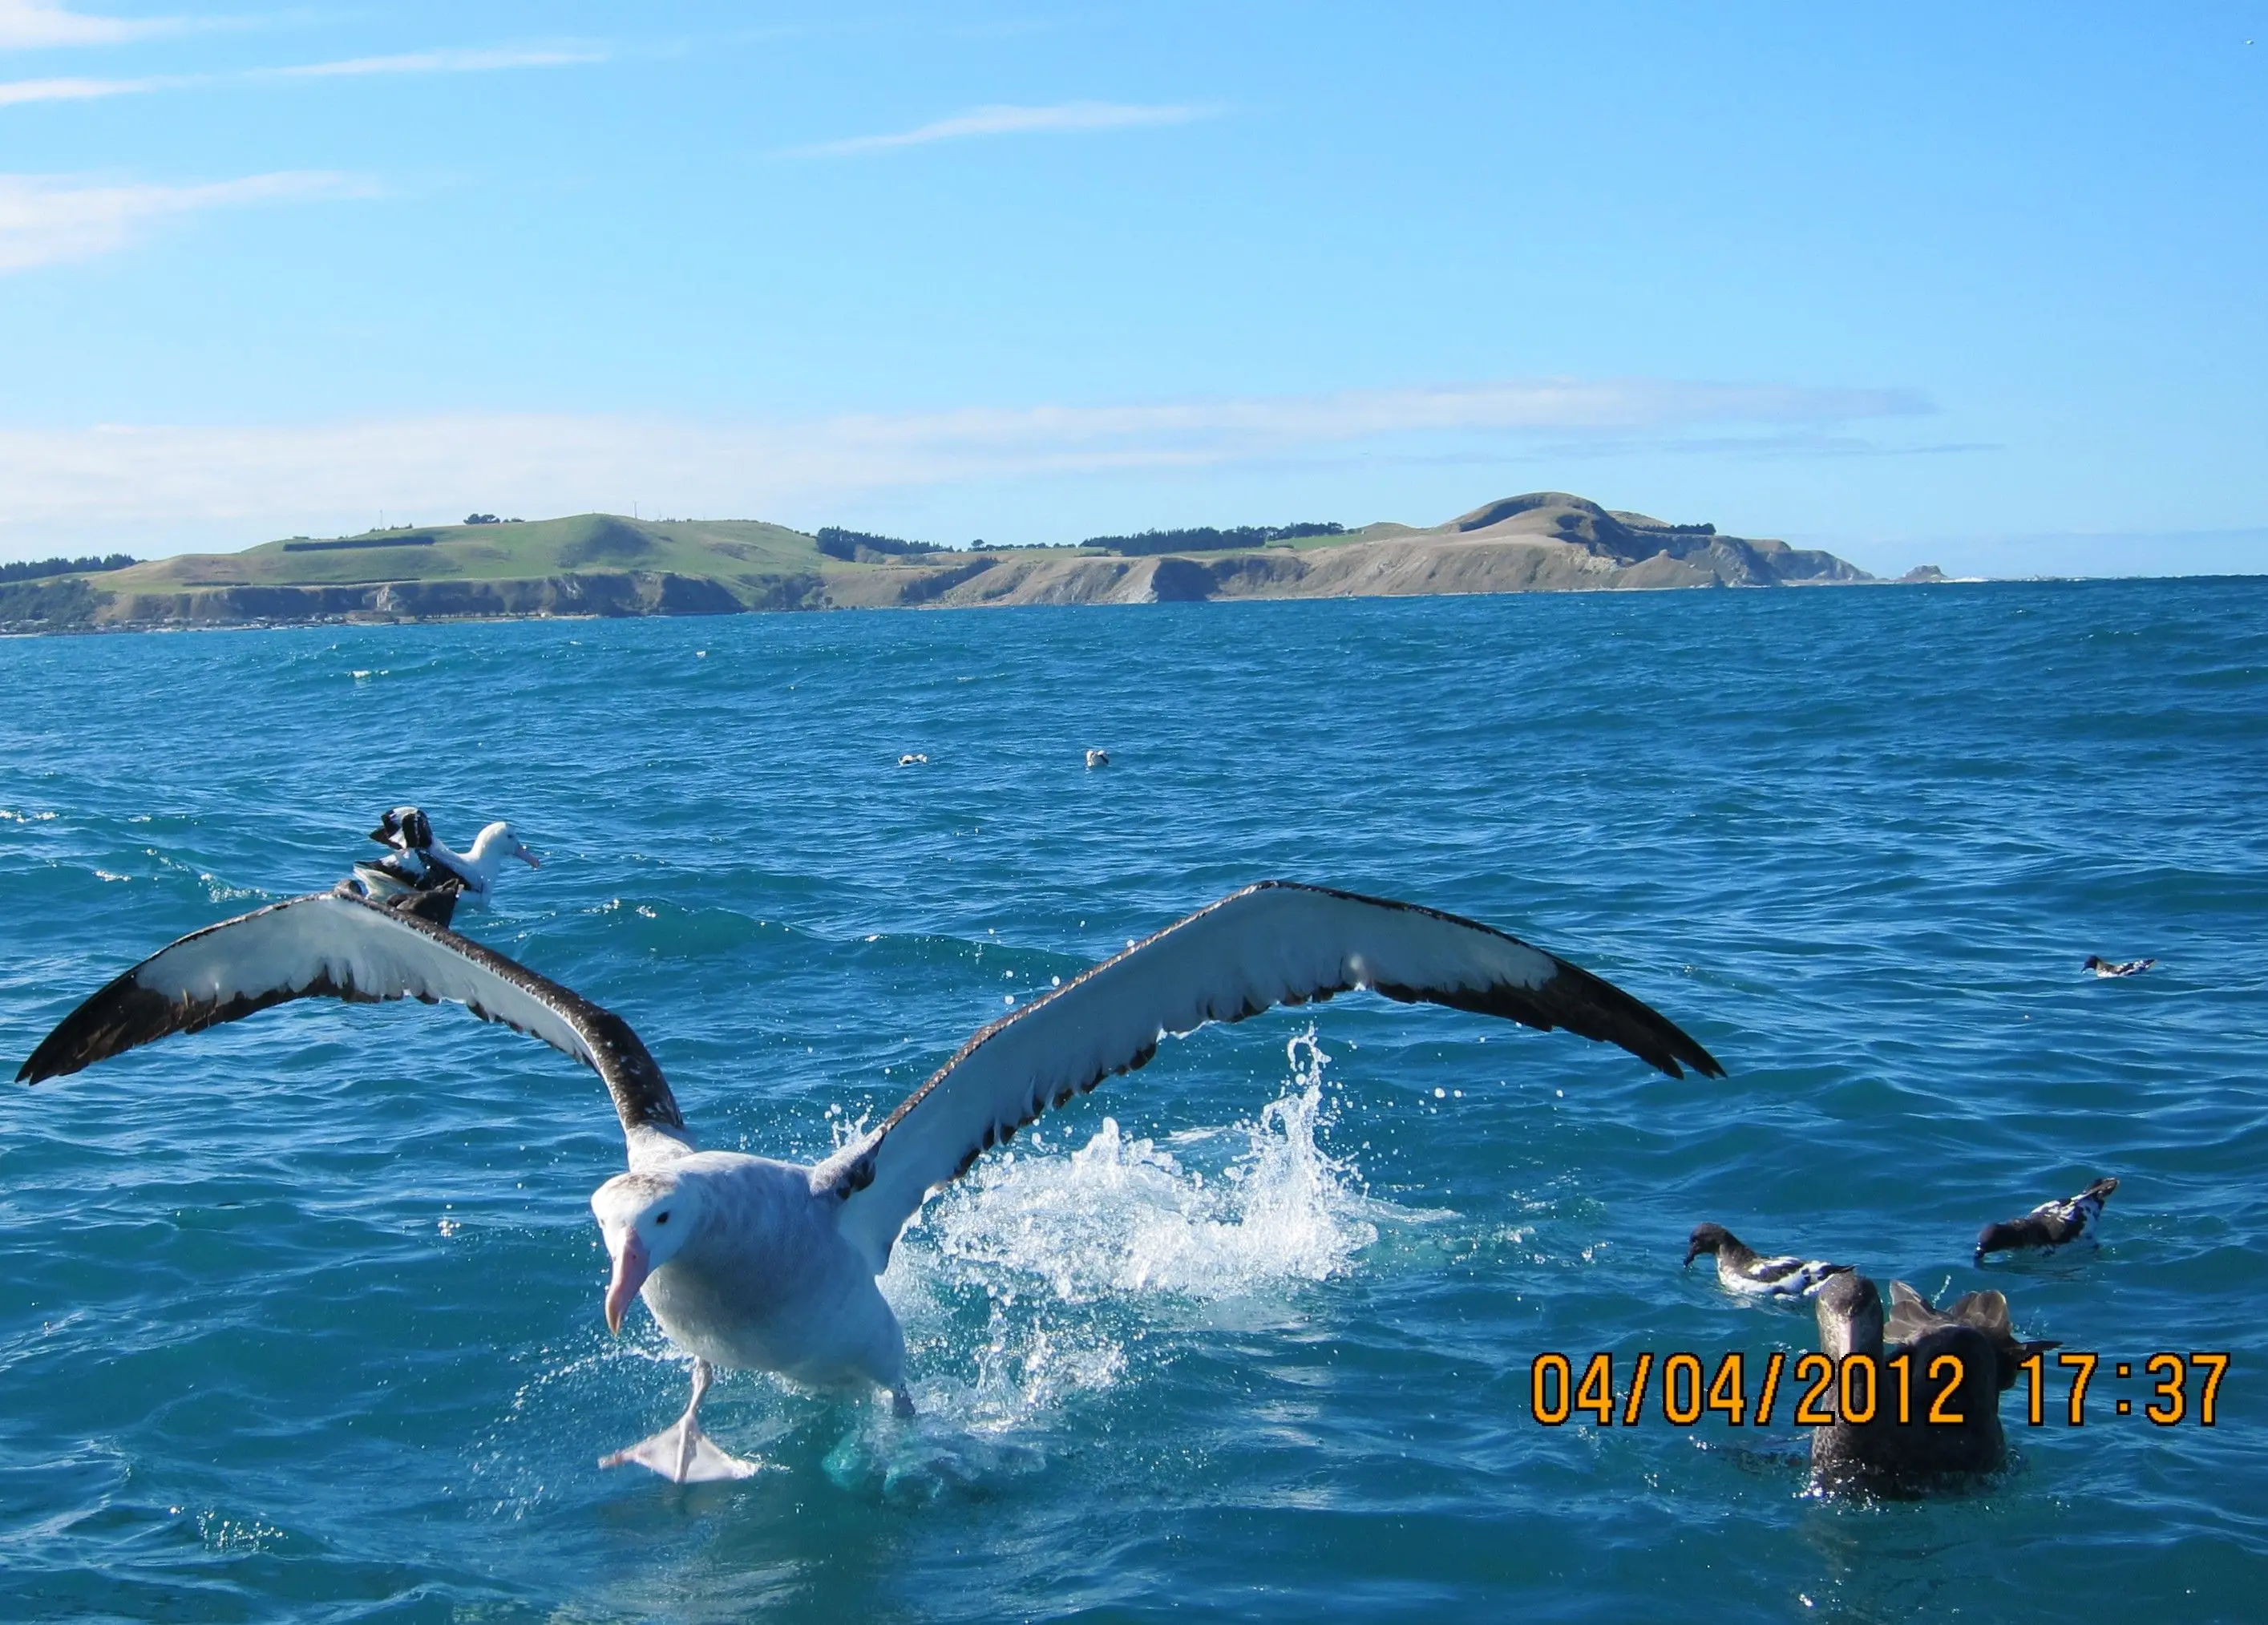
xmin=0 ymin=496 xmax=1875 ymax=633
xmin=107 ymin=514 xmax=825 ymax=592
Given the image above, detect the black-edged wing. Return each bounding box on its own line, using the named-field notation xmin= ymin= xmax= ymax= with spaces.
xmin=18 ymin=889 xmax=691 ymax=1165
xmin=819 ymin=880 xmax=1721 ymax=1270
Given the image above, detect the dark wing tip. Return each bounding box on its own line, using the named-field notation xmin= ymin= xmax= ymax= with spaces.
xmin=1246 ymin=881 xmax=1725 ymax=1078
xmin=18 ymin=972 xmax=180 ymax=1085
xmin=1530 ymin=957 xmax=1725 ymax=1079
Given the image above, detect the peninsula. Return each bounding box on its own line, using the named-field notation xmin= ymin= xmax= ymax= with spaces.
xmin=0 ymin=494 xmax=1877 ymax=634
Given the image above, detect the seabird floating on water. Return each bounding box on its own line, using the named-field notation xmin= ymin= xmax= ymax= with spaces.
xmin=1975 ymin=1176 xmax=2118 ymax=1263
xmin=18 ymin=879 xmax=1721 ymax=1483
xmin=897 ymin=754 xmax=928 ymax=767
xmin=1085 ymin=749 xmax=1110 ymax=770
xmin=1682 ymin=1223 xmax=1852 ymax=1302
xmin=354 ymin=810 xmax=539 ymax=906
xmin=2084 ymin=955 xmax=2155 ymax=978
xmin=1809 ymin=1271 xmax=2010 ymax=1497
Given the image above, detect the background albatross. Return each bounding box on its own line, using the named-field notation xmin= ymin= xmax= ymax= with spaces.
xmin=18 ymin=879 xmax=1721 ymax=1484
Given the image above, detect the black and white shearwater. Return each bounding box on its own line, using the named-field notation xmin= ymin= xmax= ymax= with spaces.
xmin=2083 ymin=955 xmax=2155 ymax=978
xmin=17 ymin=879 xmax=1722 ymax=1484
xmin=1682 ymin=1223 xmax=1852 ymax=1302
xmin=1975 ymin=1176 xmax=2118 ymax=1263
xmin=1808 ymin=1271 xmax=2008 ymax=1498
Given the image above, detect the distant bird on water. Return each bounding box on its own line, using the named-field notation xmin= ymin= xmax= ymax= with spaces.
xmin=1975 ymin=1176 xmax=2118 ymax=1263
xmin=19 ymin=880 xmax=1721 ymax=1484
xmin=2084 ymin=955 xmax=2155 ymax=978
xmin=898 ymin=753 xmax=928 ymax=767
xmin=1683 ymin=1223 xmax=1853 ymax=1302
xmin=1085 ymin=748 xmax=1110 ymax=770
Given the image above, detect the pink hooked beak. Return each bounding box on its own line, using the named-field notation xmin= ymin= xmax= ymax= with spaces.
xmin=519 ymin=847 xmax=543 ymax=869
xmin=604 ymin=1234 xmax=650 ymax=1335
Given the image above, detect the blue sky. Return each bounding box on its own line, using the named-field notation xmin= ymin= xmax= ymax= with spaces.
xmin=1 ymin=2 xmax=2262 ymax=576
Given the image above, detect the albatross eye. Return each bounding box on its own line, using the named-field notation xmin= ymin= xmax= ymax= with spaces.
xmin=655 ymin=1211 xmax=670 ymax=1225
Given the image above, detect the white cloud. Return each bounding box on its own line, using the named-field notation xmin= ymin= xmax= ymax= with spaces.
xmin=267 ymin=46 xmax=605 ymax=79
xmin=0 ymin=70 xmax=154 ymax=103
xmin=790 ymin=100 xmax=1219 ymax=157
xmin=0 ymin=381 xmax=1926 ymax=539
xmin=0 ymin=169 xmax=373 ymax=271
xmin=0 ymin=1 xmax=176 ymax=49
xmin=0 ymin=42 xmax=604 ymax=106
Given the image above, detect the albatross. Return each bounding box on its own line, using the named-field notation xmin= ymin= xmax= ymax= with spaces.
xmin=18 ymin=879 xmax=1721 ymax=1483
xmin=353 ymin=808 xmax=540 ymax=906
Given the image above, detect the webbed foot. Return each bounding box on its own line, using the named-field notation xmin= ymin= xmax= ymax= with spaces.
xmin=599 ymin=1421 xmax=762 ymax=1483
xmin=600 ymin=1357 xmax=764 ymax=1484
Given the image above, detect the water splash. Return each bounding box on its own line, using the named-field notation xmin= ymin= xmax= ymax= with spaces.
xmin=908 ymin=1026 xmax=1377 ymax=1306
xmin=794 ymin=1032 xmax=1396 ymax=1498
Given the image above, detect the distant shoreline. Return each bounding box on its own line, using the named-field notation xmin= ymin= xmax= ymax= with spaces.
xmin=0 ymin=492 xmax=1918 ymax=637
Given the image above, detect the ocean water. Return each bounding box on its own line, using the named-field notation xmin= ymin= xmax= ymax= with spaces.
xmin=2 ymin=580 xmax=2264 ymax=1623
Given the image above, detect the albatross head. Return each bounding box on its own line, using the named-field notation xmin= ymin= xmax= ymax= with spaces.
xmin=468 ymin=821 xmax=543 ymax=872
xmin=592 ymin=1170 xmax=704 ymax=1334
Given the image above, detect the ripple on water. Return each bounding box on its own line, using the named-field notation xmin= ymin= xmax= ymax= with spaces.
xmin=2 ymin=582 xmax=2266 ymax=1619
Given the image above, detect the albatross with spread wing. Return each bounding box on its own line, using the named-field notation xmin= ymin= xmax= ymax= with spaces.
xmin=18 ymin=879 xmax=1721 ymax=1483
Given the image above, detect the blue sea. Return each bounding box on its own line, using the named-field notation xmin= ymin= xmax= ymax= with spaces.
xmin=2 ymin=581 xmax=2264 ymax=1623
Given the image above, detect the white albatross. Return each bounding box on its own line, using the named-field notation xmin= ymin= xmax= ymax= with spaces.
xmin=18 ymin=879 xmax=1721 ymax=1483
xmin=354 ymin=810 xmax=540 ymax=906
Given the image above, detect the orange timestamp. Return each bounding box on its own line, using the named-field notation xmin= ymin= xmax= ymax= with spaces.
xmin=1530 ymin=1351 xmax=2229 ymax=1428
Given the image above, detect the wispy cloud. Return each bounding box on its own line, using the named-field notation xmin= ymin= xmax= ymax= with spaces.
xmin=789 ymin=100 xmax=1219 ymax=157
xmin=0 ymin=169 xmax=374 ymax=271
xmin=0 ymin=380 xmax=1930 ymax=535
xmin=268 ymin=45 xmax=605 ymax=79
xmin=0 ymin=0 xmax=180 ymax=50
xmin=0 ymin=40 xmax=604 ymax=107
xmin=0 ymin=70 xmax=162 ymax=103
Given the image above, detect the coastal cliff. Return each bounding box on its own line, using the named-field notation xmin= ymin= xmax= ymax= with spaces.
xmin=827 ymin=495 xmax=1865 ymax=608
xmin=0 ymin=494 xmax=1872 ymax=633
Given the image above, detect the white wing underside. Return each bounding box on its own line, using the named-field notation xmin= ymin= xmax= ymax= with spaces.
xmin=816 ymin=881 xmax=1720 ymax=1273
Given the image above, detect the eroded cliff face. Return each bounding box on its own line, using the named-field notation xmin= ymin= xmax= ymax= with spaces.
xmin=80 ymin=571 xmax=773 ymax=629
xmin=0 ymin=492 xmax=1874 ymax=633
xmin=831 ymin=525 xmax=1866 ymax=609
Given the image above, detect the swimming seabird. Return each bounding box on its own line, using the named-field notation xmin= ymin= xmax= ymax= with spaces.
xmin=897 ymin=754 xmax=928 ymax=767
xmin=2083 ymin=955 xmax=2155 ymax=978
xmin=1884 ymin=1280 xmax=2060 ymax=1389
xmin=355 ymin=813 xmax=539 ymax=905
xmin=1809 ymin=1271 xmax=2007 ymax=1497
xmin=1975 ymin=1176 xmax=2118 ymax=1263
xmin=1085 ymin=749 xmax=1110 ymax=770
xmin=18 ymin=879 xmax=1721 ymax=1484
xmin=1682 ymin=1223 xmax=1852 ymax=1302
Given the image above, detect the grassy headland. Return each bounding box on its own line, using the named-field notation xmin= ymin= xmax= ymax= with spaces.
xmin=0 ymin=495 xmax=1874 ymax=633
